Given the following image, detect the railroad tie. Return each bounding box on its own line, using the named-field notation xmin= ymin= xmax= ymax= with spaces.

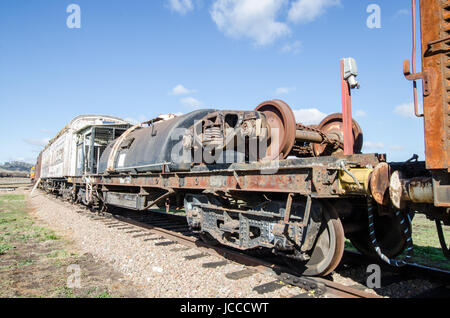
xmin=184 ymin=253 xmax=209 ymax=261
xmin=114 ymin=226 xmax=136 ymax=231
xmin=170 ymin=247 xmax=191 ymax=252
xmin=253 ymin=281 xmax=284 ymax=294
xmin=225 ymin=269 xmax=257 ymax=280
xmin=144 ymin=236 xmax=165 ymax=242
xmin=125 ymin=230 xmax=145 ymax=234
xmin=132 ymin=233 xmax=155 ymax=239
xmin=202 ymin=261 xmax=229 ymax=269
xmin=155 ymin=241 xmax=176 ymax=247
xmin=106 ymin=223 xmax=124 ymax=229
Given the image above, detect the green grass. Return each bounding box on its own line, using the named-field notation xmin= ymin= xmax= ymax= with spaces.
xmin=409 ymin=213 xmax=450 ymax=269
xmin=0 ymin=244 xmax=14 ymax=255
xmin=17 ymin=259 xmax=34 ymax=267
xmin=47 ymin=250 xmax=76 ymax=259
xmin=0 ymin=194 xmax=123 ymax=298
xmin=96 ymin=291 xmax=112 ymax=298
xmin=53 ymin=286 xmax=76 ymax=298
xmin=0 ymin=194 xmax=59 ymax=245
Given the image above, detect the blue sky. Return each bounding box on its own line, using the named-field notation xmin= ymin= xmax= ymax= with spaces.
xmin=0 ymin=0 xmax=424 ymax=164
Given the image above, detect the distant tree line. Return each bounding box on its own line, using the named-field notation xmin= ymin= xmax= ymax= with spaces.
xmin=0 ymin=161 xmax=33 ymax=172
xmin=0 ymin=161 xmax=33 ymax=177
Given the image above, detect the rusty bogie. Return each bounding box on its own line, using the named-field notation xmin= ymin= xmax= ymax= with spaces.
xmin=183 ymin=193 xmax=345 ymax=277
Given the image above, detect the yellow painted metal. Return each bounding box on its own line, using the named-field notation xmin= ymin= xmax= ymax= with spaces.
xmin=338 ymin=168 xmax=373 ymax=194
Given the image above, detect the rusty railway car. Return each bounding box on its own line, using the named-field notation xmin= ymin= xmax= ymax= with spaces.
xmin=35 ymin=0 xmax=449 ymax=277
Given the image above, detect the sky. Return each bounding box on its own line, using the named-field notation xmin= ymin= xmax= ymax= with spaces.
xmin=0 ymin=0 xmax=425 ymax=164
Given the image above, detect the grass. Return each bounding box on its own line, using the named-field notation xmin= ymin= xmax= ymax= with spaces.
xmin=0 ymin=244 xmax=14 ymax=255
xmin=47 ymin=250 xmax=76 ymax=259
xmin=0 ymin=193 xmax=122 ymax=298
xmin=0 ymin=194 xmax=59 ymax=245
xmin=409 ymin=213 xmax=450 ymax=269
xmin=96 ymin=291 xmax=112 ymax=298
xmin=53 ymin=286 xmax=76 ymax=298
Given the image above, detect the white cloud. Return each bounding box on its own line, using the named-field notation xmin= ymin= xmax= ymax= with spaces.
xmin=166 ymin=0 xmax=194 ymax=15
xmin=354 ymin=110 xmax=367 ymax=118
xmin=293 ymin=108 xmax=327 ymax=125
xmin=276 ymin=87 xmax=296 ymax=95
xmin=364 ymin=141 xmax=385 ymax=150
xmin=390 ymin=145 xmax=405 ymax=151
xmin=395 ymin=9 xmax=410 ymax=18
xmin=288 ymin=0 xmax=340 ymax=24
xmin=280 ymin=40 xmax=302 ymax=54
xmin=124 ymin=114 xmax=148 ymax=125
xmin=171 ymin=84 xmax=195 ymax=95
xmin=181 ymin=97 xmax=203 ymax=109
xmin=394 ymin=102 xmax=419 ymax=118
xmin=210 ymin=0 xmax=291 ymax=46
xmin=23 ymin=138 xmax=50 ymax=147
xmin=124 ymin=118 xmax=139 ymax=125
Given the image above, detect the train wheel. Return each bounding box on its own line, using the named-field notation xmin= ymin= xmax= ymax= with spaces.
xmin=347 ymin=211 xmax=410 ymax=259
xmin=284 ymin=205 xmax=345 ymax=276
xmin=312 ymin=113 xmax=363 ymax=157
xmin=255 ymin=100 xmax=296 ymax=161
xmin=302 ymin=212 xmax=345 ymax=276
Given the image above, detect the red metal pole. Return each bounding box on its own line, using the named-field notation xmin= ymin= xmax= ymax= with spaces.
xmin=341 ymin=59 xmax=354 ymax=155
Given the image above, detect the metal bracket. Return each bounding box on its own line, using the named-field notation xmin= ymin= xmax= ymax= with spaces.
xmin=403 ymin=59 xmax=431 ymax=96
xmin=283 ymin=193 xmax=294 ymax=225
xmin=425 ymin=36 xmax=450 ymax=56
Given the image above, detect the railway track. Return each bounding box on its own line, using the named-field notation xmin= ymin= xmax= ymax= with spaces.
xmin=33 ymin=191 xmax=450 ymax=298
xmin=0 ymin=179 xmax=32 ymax=191
xmin=0 ymin=184 xmax=32 ymax=190
xmin=90 ymin=209 xmax=450 ymax=298
xmin=62 ymin=201 xmax=378 ymax=298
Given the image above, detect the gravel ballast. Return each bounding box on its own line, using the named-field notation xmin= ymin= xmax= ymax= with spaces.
xmin=28 ymin=191 xmax=310 ymax=298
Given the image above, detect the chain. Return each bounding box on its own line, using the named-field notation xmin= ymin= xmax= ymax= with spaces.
xmin=367 ymin=198 xmax=414 ymax=267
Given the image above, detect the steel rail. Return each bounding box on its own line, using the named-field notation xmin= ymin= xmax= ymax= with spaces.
xmin=111 ymin=212 xmax=380 ymax=298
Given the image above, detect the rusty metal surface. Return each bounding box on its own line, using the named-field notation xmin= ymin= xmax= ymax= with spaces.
xmin=408 ymin=177 xmax=434 ymax=203
xmin=255 ymin=100 xmax=296 ymax=160
xmin=35 ymin=153 xmax=42 ymax=182
xmin=74 ymin=154 xmax=381 ymax=199
xmin=390 ymin=170 xmax=434 ymax=209
xmin=312 ymin=114 xmax=363 ymax=157
xmin=340 ymin=59 xmax=355 ymax=155
xmin=419 ymin=0 xmax=449 ymax=170
xmin=370 ymin=162 xmax=390 ymax=205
